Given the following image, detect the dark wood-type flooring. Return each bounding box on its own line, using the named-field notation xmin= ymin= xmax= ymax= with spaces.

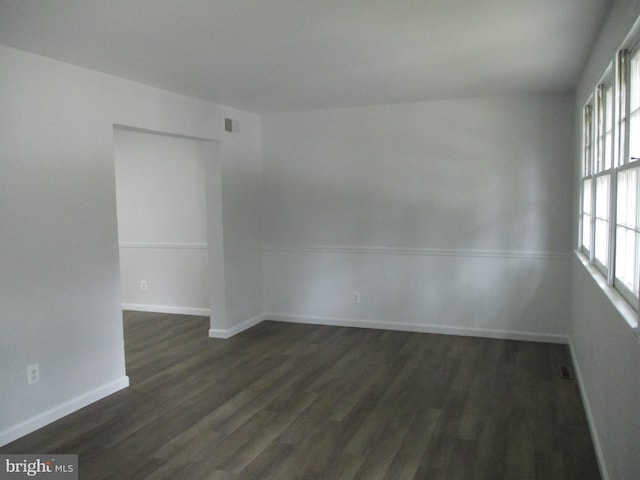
xmin=2 ymin=312 xmax=601 ymax=479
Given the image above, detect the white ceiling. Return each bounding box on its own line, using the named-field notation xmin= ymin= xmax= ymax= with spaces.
xmin=0 ymin=0 xmax=612 ymax=113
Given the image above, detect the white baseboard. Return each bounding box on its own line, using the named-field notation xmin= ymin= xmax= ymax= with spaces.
xmin=209 ymin=313 xmax=267 ymax=339
xmin=206 ymin=310 xmax=568 ymax=344
xmin=0 ymin=376 xmax=129 ymax=448
xmin=265 ymin=313 xmax=569 ymax=344
xmin=122 ymin=303 xmax=210 ymax=316
xmin=569 ymin=341 xmax=609 ymax=480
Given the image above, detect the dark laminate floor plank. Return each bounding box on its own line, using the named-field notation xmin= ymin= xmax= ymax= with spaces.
xmin=0 ymin=312 xmax=601 ymax=480
xmin=351 ymin=408 xmax=415 ymax=480
xmin=241 ymin=442 xmax=294 ymax=479
xmin=383 ymin=407 xmax=441 ymax=480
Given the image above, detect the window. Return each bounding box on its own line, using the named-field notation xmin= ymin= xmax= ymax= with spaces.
xmin=581 ymin=105 xmax=593 ymax=254
xmin=615 ymin=167 xmax=640 ymax=303
xmin=580 ymin=47 xmax=640 ymax=317
xmin=629 ymin=51 xmax=640 ymax=163
xmin=593 ymin=82 xmax=613 ymax=272
xmin=614 ymin=49 xmax=640 ymax=306
xmin=595 ymin=84 xmax=614 ymax=173
xmin=594 ymin=174 xmax=610 ymax=269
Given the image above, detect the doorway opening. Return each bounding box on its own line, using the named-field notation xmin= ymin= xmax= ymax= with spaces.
xmin=112 ymin=125 xmax=225 ymax=369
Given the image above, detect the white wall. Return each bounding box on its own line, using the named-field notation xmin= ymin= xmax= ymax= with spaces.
xmin=262 ymin=93 xmax=574 ymax=341
xmin=114 ymin=128 xmax=211 ymax=315
xmin=0 ymin=45 xmax=263 ymax=446
xmin=572 ymin=260 xmax=640 ymax=480
xmin=572 ymin=1 xmax=640 ymax=479
xmin=218 ymin=116 xmax=264 ymax=331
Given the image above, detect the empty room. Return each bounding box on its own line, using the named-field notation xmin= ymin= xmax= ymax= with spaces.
xmin=1 ymin=1 xmax=639 ymax=479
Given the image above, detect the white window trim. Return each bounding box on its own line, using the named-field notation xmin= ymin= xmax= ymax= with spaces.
xmin=579 ymin=47 xmax=640 ymax=331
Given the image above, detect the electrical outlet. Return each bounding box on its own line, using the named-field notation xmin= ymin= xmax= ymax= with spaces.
xmin=352 ymin=291 xmax=361 ymax=304
xmin=140 ymin=280 xmax=148 ymax=291
xmin=27 ymin=364 xmax=39 ymax=385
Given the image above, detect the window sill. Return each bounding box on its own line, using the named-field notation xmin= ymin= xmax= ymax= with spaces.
xmin=575 ymin=250 xmax=640 ymax=343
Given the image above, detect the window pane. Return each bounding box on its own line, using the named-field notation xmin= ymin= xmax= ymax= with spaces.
xmin=582 ymin=178 xmax=592 ymax=252
xmin=630 ymin=52 xmax=640 ymax=163
xmin=606 ymin=86 xmax=613 ymax=127
xmin=596 ymin=86 xmax=604 ymax=172
xmin=594 ymin=175 xmax=610 ymax=267
xmin=583 ymin=178 xmax=592 ymax=215
xmin=582 ymin=214 xmax=592 ymax=252
xmin=617 ymin=51 xmax=628 ymax=167
xmin=617 ymin=168 xmax=638 ymax=227
xmin=582 ymin=105 xmax=593 ymax=177
xmin=582 ymin=178 xmax=592 ymax=251
xmin=630 ymin=110 xmax=640 ymax=162
xmin=615 ymin=226 xmax=639 ymax=297
xmin=596 ymin=174 xmax=610 ymax=221
xmin=595 ymin=219 xmax=609 ymax=266
xmin=605 ymin=131 xmax=613 ymax=169
xmin=584 ymin=105 xmax=593 ymax=176
xmin=617 ymin=118 xmax=626 ymax=167
xmin=631 ymin=52 xmax=640 ymax=112
xmin=605 ymin=86 xmax=613 ymax=170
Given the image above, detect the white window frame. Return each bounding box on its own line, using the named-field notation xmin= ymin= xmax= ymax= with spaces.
xmin=579 ymin=47 xmax=640 ymax=319
xmin=613 ymin=46 xmax=640 ymax=309
xmin=579 ymin=73 xmax=617 ymax=276
xmin=591 ymin=77 xmax=614 ymax=276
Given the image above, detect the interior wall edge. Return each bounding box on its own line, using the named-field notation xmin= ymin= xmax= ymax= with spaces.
xmin=208 ymin=313 xmax=267 ymax=339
